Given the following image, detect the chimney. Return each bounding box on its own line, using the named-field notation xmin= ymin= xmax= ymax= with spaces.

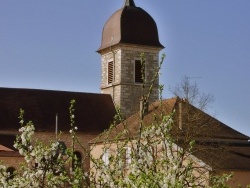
xmin=178 ymin=102 xmax=183 ymax=130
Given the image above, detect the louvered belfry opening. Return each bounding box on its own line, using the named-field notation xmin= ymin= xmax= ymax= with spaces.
xmin=108 ymin=61 xmax=114 ymax=84
xmin=134 ymin=60 xmax=145 ymax=83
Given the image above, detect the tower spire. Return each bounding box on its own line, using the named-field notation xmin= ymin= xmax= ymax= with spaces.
xmin=124 ymin=0 xmax=136 ymax=7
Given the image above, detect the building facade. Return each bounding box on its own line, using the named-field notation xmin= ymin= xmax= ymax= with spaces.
xmin=0 ymin=0 xmax=250 ymax=187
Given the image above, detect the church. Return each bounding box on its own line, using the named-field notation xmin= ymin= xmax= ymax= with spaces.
xmin=0 ymin=0 xmax=250 ymax=187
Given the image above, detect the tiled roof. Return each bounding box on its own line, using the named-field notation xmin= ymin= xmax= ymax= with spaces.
xmin=0 ymin=87 xmax=116 ymax=133
xmin=90 ymin=98 xmax=178 ymax=142
xmin=92 ymin=98 xmax=249 ymax=142
xmin=0 ymin=144 xmax=13 ymax=152
xmin=90 ymin=97 xmax=250 ymax=170
xmin=0 ymin=134 xmax=17 ymax=150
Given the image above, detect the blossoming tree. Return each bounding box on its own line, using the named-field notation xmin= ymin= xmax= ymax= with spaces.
xmin=0 ymin=54 xmax=238 ymax=187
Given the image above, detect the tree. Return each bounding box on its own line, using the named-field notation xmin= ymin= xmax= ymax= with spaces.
xmin=0 ymin=102 xmax=85 ymax=188
xmin=169 ymin=76 xmax=214 ymax=111
xmin=89 ymin=94 xmax=231 ymax=187
xmin=0 ymin=54 xmax=236 ymax=187
xmin=88 ymin=56 xmax=235 ymax=187
xmin=168 ymin=76 xmax=230 ymax=171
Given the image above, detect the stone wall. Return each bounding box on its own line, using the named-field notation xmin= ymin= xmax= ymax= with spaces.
xmin=100 ymin=44 xmax=162 ymax=117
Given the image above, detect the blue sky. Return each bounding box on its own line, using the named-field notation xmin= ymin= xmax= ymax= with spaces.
xmin=0 ymin=0 xmax=250 ymax=136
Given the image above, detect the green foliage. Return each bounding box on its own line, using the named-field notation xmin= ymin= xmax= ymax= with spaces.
xmin=210 ymin=174 xmax=233 ymax=188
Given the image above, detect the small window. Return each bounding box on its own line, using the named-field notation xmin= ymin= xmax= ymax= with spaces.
xmin=73 ymin=151 xmax=82 ymax=169
xmin=134 ymin=60 xmax=145 ymax=83
xmin=6 ymin=167 xmax=15 ymax=181
xmin=108 ymin=61 xmax=113 ymax=84
xmin=125 ymin=147 xmax=131 ymax=165
xmin=102 ymin=149 xmax=109 ymax=165
xmin=120 ymin=147 xmax=132 ymax=166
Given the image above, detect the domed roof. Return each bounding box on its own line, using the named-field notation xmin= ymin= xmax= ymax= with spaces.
xmin=97 ymin=0 xmax=164 ymax=52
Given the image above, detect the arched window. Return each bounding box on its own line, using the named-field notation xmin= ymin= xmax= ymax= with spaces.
xmin=134 ymin=60 xmax=145 ymax=83
xmin=125 ymin=147 xmax=132 ymax=165
xmin=102 ymin=149 xmax=109 ymax=165
xmin=73 ymin=151 xmax=82 ymax=169
xmin=6 ymin=167 xmax=15 ymax=181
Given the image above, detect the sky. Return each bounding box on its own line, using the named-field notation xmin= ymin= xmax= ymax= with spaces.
xmin=0 ymin=0 xmax=250 ymax=136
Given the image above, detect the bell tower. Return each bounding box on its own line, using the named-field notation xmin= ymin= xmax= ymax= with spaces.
xmin=97 ymin=0 xmax=164 ymax=117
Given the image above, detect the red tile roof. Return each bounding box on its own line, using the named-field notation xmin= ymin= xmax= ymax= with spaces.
xmin=0 ymin=134 xmax=17 ymax=151
xmin=0 ymin=87 xmax=116 ymax=132
xmin=91 ymin=98 xmax=250 ymax=170
xmin=92 ymin=98 xmax=249 ymax=142
xmin=0 ymin=145 xmax=13 ymax=151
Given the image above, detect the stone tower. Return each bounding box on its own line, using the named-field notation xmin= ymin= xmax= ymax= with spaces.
xmin=97 ymin=0 xmax=164 ymax=117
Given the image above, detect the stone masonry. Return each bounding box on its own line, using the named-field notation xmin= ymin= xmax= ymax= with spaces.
xmin=100 ymin=44 xmax=162 ymax=117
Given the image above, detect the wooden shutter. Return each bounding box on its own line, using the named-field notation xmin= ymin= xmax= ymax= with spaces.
xmin=108 ymin=61 xmax=113 ymax=84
